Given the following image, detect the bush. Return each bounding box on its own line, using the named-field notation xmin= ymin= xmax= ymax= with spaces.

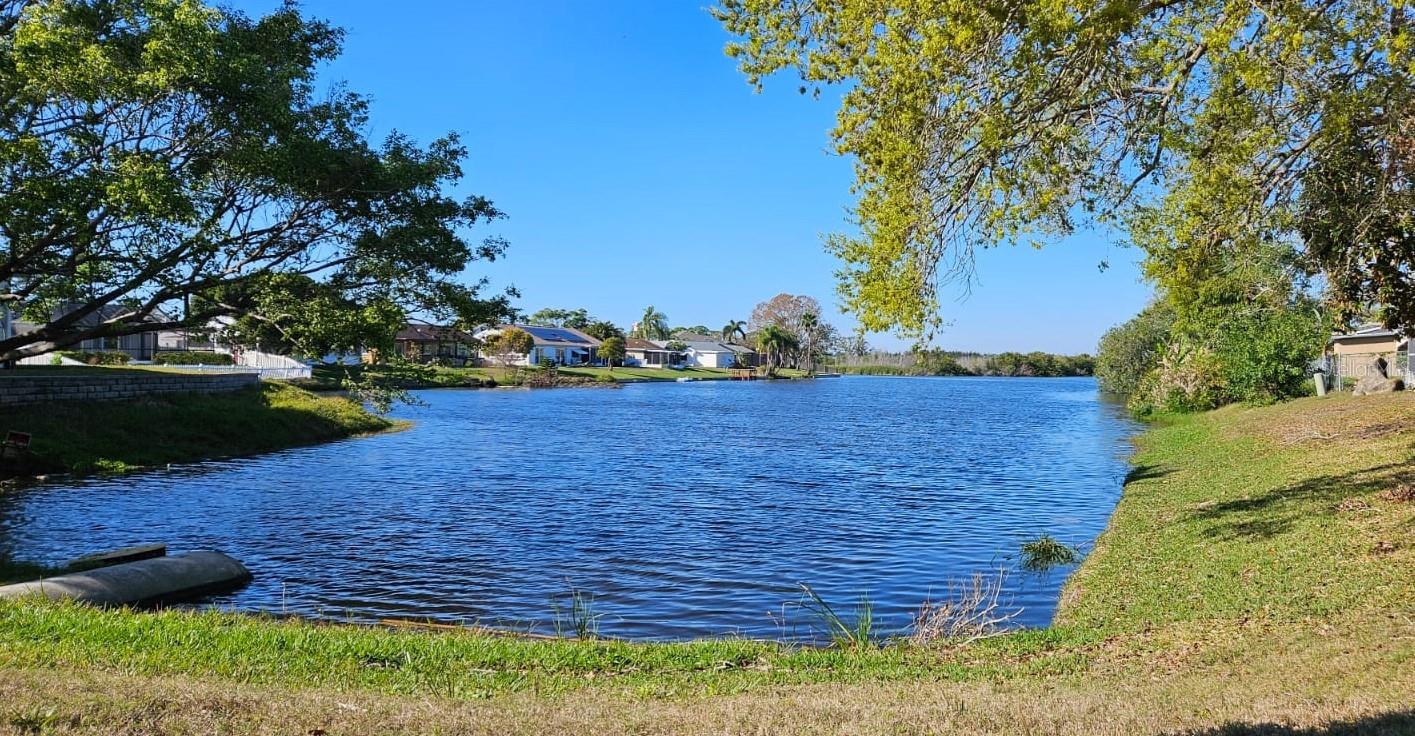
xmin=1096 ymin=302 xmax=1175 ymax=397
xmin=56 ymin=350 xmax=130 ymax=365
xmin=1129 ymin=344 xmax=1226 ymax=415
xmin=152 ymin=351 xmax=235 ymax=366
xmin=1213 ymin=307 xmax=1324 ymax=405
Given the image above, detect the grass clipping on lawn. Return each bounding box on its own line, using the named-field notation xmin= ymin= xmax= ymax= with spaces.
xmin=2 ymin=381 xmax=395 ymax=475
xmin=0 ymin=392 xmax=1412 ymax=734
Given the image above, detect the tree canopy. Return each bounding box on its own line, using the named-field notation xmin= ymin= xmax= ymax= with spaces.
xmin=597 ymin=335 xmax=625 ymax=368
xmin=527 ymin=307 xmax=592 ymax=329
xmin=0 ymin=0 xmax=512 ymax=362
xmin=716 ymin=0 xmax=1414 ymax=337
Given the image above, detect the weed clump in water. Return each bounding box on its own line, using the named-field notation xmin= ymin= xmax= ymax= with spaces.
xmin=1019 ymin=535 xmax=1081 ymax=572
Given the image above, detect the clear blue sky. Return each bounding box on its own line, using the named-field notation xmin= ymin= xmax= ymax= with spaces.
xmin=229 ymin=0 xmax=1153 ymax=354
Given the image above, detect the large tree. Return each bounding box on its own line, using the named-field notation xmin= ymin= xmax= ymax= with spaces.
xmin=716 ymin=1 xmax=1413 ymax=337
xmin=748 ymin=293 xmax=822 ymax=337
xmin=0 ymin=0 xmax=512 ymax=363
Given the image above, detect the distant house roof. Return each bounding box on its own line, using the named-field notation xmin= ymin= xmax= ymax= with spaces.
xmin=500 ymin=324 xmax=602 ymax=348
xmin=721 ymin=342 xmax=757 ymax=355
xmin=679 ymin=340 xmax=733 ymax=354
xmin=395 ymin=323 xmax=474 ymax=343
xmin=625 ymin=338 xmax=670 ymax=351
xmin=1331 ymin=324 xmax=1405 ymax=341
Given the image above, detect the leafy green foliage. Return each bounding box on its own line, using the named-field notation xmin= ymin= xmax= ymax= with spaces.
xmin=1299 ymin=127 xmax=1415 ymax=329
xmin=984 ymin=352 xmax=1094 ymax=378
xmin=204 ymin=274 xmax=406 ymax=360
xmin=754 ymin=324 xmax=798 ymax=373
xmin=0 ymin=0 xmax=512 ymax=362
xmin=633 ymin=306 xmax=670 ymax=340
xmin=151 ymin=352 xmax=234 ymax=366
xmin=1130 ymin=344 xmax=1227 ymax=415
xmin=527 ymin=308 xmax=592 ymax=329
xmin=488 ymin=328 xmax=534 ymax=365
xmin=716 ymin=1 xmax=1413 ymax=339
xmin=1096 ymin=303 xmax=1176 ymax=397
xmin=597 ymin=335 xmax=625 ymax=368
xmin=1213 ymin=307 xmax=1325 ymax=405
xmin=720 ymin=319 xmax=747 ymax=343
xmin=54 ymin=350 xmax=129 ymax=365
xmin=582 ymin=320 xmax=624 ymax=341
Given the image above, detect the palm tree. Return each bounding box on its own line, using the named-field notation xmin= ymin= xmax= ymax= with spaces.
xmin=633 ymin=305 xmax=669 ymax=340
xmin=799 ymin=312 xmax=819 ymax=374
xmin=720 ymin=319 xmax=747 ymax=344
xmin=755 ymin=325 xmax=798 ymax=375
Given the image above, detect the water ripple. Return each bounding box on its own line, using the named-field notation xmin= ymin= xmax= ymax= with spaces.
xmin=0 ymin=376 xmax=1136 ymax=640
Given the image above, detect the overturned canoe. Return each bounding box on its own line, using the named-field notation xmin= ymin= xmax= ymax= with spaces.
xmin=0 ymin=551 xmax=251 ymax=605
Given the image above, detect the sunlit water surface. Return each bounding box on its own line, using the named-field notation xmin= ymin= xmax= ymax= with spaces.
xmin=0 ymin=376 xmax=1136 ymax=640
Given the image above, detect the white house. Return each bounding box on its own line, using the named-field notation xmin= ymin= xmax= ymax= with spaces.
xmin=678 ymin=340 xmax=738 ymax=368
xmin=476 ymin=324 xmax=602 ymax=366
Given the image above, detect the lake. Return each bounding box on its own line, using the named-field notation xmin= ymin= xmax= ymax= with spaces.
xmin=0 ymin=376 xmax=1136 ymax=641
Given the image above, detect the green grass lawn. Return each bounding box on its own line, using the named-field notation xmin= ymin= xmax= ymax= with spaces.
xmin=0 ymin=381 xmax=396 ymax=477
xmin=0 ymin=392 xmax=1411 ymax=733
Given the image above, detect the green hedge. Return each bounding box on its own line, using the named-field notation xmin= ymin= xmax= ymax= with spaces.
xmin=56 ymin=350 xmax=130 ymax=365
xmin=152 ymin=351 xmax=235 ymax=366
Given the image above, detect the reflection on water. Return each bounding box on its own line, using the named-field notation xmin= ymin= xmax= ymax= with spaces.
xmin=0 ymin=376 xmax=1136 ymax=640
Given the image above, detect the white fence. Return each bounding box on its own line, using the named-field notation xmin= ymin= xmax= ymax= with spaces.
xmin=229 ymin=349 xmax=312 ymax=379
xmin=15 ymin=349 xmax=311 ymax=380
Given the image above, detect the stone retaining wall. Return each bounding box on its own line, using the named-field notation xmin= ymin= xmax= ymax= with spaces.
xmin=0 ymin=372 xmax=260 ymax=407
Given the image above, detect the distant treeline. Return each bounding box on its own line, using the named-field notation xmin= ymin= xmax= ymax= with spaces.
xmin=828 ymin=350 xmax=1095 ymax=377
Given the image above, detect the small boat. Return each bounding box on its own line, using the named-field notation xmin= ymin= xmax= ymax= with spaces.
xmin=675 ymin=377 xmax=693 ymax=382
xmin=813 ymin=372 xmax=843 ymax=378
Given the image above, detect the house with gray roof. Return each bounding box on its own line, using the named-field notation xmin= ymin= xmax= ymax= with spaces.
xmin=475 ymin=324 xmax=602 ymax=366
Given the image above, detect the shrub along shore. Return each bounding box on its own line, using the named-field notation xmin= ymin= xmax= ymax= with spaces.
xmin=0 ymin=392 xmax=1411 ymax=733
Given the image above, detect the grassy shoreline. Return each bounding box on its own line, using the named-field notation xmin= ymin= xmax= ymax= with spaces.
xmin=0 ymin=381 xmax=399 ymax=481
xmin=1 ymin=393 xmax=1412 ymax=732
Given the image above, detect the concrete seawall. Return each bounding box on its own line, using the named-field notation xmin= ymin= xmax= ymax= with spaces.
xmin=0 ymin=372 xmax=259 ymax=407
xmin=0 ymin=551 xmax=252 ymax=605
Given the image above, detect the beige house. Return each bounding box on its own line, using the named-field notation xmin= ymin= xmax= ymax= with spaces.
xmin=1329 ymin=325 xmax=1409 ymax=382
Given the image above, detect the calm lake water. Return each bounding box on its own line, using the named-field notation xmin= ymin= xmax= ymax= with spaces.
xmin=0 ymin=376 xmax=1136 ymax=640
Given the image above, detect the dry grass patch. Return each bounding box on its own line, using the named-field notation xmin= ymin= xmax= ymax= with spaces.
xmin=0 ymin=612 xmax=1410 ymax=735
xmin=1227 ymin=392 xmax=1415 ymax=447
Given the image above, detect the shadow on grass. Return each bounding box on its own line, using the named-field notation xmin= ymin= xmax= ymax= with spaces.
xmin=1189 ymin=457 xmax=1415 ymax=540
xmin=1125 ymin=463 xmax=1172 ymax=484
xmin=1171 ymin=709 xmax=1415 ymax=735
